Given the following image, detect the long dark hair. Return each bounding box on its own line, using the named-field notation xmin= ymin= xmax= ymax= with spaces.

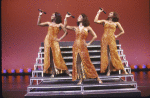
xmin=51 ymin=12 xmax=62 ymax=24
xmin=107 ymin=12 xmax=119 ymax=22
xmin=77 ymin=13 xmax=90 ymax=27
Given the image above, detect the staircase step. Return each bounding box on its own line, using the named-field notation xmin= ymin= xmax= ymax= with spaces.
xmin=33 ymin=66 xmax=130 ymax=72
xmin=34 ymin=60 xmax=128 ymax=66
xmin=36 ymin=54 xmax=126 ymax=60
xmin=25 ymin=89 xmax=141 ymax=97
xmin=28 ymin=81 xmax=136 ymax=88
xmin=39 ymin=44 xmax=121 ymax=49
xmin=27 ymin=80 xmax=137 ymax=95
xmin=30 ymin=74 xmax=134 ymax=81
xmin=38 ymin=49 xmax=123 ymax=54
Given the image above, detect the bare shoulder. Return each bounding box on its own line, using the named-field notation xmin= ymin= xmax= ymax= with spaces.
xmin=103 ymin=20 xmax=107 ymax=23
xmin=87 ymin=26 xmax=91 ymax=28
xmin=59 ymin=23 xmax=63 ymax=26
xmin=116 ymin=22 xmax=122 ymax=27
xmin=58 ymin=23 xmax=64 ymax=27
xmin=105 ymin=20 xmax=109 ymax=23
xmin=73 ymin=26 xmax=78 ymax=30
xmin=47 ymin=22 xmax=53 ymax=25
xmin=100 ymin=20 xmax=107 ymax=24
xmin=86 ymin=26 xmax=92 ymax=30
xmin=116 ymin=22 xmax=121 ymax=25
xmin=86 ymin=26 xmax=93 ymax=32
xmin=46 ymin=21 xmax=51 ymax=24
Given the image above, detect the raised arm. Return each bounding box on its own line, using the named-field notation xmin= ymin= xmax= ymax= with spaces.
xmin=94 ymin=9 xmax=106 ymax=24
xmin=115 ymin=22 xmax=125 ymax=38
xmin=55 ymin=24 xmax=68 ymax=42
xmin=86 ymin=26 xmax=97 ymax=46
xmin=64 ymin=14 xmax=76 ymax=31
xmin=37 ymin=12 xmax=49 ymax=27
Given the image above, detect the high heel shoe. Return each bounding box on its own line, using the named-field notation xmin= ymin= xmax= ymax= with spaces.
xmin=66 ymin=70 xmax=72 ymax=77
xmin=106 ymin=72 xmax=110 ymax=76
xmin=124 ymin=71 xmax=128 ymax=75
xmin=99 ymin=80 xmax=103 ymax=83
xmin=106 ymin=70 xmax=111 ymax=76
xmin=77 ymin=79 xmax=82 ymax=85
xmin=50 ymin=74 xmax=54 ymax=78
xmin=123 ymin=69 xmax=128 ymax=75
xmin=69 ymin=74 xmax=72 ymax=77
xmin=97 ymin=78 xmax=103 ymax=83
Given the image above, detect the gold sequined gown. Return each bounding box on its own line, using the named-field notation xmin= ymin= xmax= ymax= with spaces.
xmin=100 ymin=23 xmax=124 ymax=73
xmin=43 ymin=26 xmax=68 ymax=74
xmin=72 ymin=29 xmax=99 ymax=81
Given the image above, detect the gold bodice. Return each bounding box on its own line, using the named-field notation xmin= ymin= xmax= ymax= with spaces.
xmin=46 ymin=26 xmax=60 ymax=41
xmin=103 ymin=23 xmax=116 ymax=38
xmin=74 ymin=29 xmax=88 ymax=48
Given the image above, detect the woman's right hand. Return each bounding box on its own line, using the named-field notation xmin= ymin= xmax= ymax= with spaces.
xmin=39 ymin=12 xmax=43 ymax=16
xmin=65 ymin=13 xmax=71 ymax=18
xmin=98 ymin=8 xmax=103 ymax=13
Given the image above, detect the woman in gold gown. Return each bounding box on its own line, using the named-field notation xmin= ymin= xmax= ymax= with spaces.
xmin=94 ymin=8 xmax=128 ymax=76
xmin=64 ymin=13 xmax=102 ymax=84
xmin=37 ymin=11 xmax=72 ymax=77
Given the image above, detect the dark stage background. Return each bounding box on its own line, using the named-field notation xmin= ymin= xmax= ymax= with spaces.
xmin=2 ymin=0 xmax=150 ymax=70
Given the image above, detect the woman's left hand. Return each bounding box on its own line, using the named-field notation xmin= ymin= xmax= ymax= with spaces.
xmin=85 ymin=43 xmax=90 ymax=47
xmin=114 ymin=35 xmax=118 ymax=38
xmin=54 ymin=38 xmax=61 ymax=42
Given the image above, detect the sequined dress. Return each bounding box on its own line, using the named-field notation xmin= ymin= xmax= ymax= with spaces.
xmin=43 ymin=26 xmax=68 ymax=74
xmin=72 ymin=28 xmax=99 ymax=81
xmin=100 ymin=23 xmax=124 ymax=73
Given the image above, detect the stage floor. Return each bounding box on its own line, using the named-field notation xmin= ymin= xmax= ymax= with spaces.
xmin=2 ymin=71 xmax=150 ymax=98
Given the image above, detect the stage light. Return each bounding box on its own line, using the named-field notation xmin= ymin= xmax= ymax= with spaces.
xmin=19 ymin=69 xmax=24 ymax=73
xmin=28 ymin=68 xmax=32 ymax=73
xmin=11 ymin=69 xmax=16 ymax=73
xmin=142 ymin=65 xmax=146 ymax=69
xmin=24 ymin=68 xmax=32 ymax=73
xmin=139 ymin=64 xmax=146 ymax=69
xmin=3 ymin=69 xmax=7 ymax=74
xmin=134 ymin=65 xmax=138 ymax=69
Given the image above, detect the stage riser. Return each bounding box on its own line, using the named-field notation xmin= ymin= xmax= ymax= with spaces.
xmin=29 ymin=74 xmax=135 ymax=86
xmin=34 ymin=40 xmax=128 ymax=77
xmin=25 ymin=40 xmax=141 ymax=97
xmin=25 ymin=91 xmax=141 ymax=98
xmin=29 ymin=88 xmax=137 ymax=94
xmin=27 ymin=79 xmax=137 ymax=93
